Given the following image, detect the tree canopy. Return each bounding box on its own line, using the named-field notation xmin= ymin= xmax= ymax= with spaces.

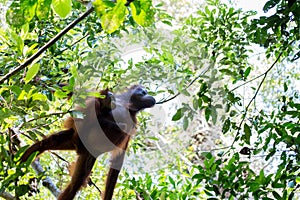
xmin=0 ymin=0 xmax=300 ymax=199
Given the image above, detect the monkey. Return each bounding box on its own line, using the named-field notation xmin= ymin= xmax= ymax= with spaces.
xmin=20 ymin=85 xmax=156 ymax=200
xmin=20 ymin=88 xmax=115 ymax=162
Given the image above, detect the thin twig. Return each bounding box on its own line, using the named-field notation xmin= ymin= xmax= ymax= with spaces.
xmin=54 ymin=33 xmax=89 ymax=56
xmin=89 ymin=179 xmax=102 ymax=195
xmin=230 ymin=73 xmax=265 ymax=92
xmin=231 ymin=50 xmax=285 ymax=146
xmin=156 ymin=63 xmax=212 ymax=104
xmin=51 ymin=152 xmax=69 ymax=163
xmin=19 ymin=109 xmax=71 ymax=129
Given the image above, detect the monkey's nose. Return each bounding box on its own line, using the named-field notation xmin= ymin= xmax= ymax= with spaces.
xmin=150 ymin=97 xmax=156 ymax=106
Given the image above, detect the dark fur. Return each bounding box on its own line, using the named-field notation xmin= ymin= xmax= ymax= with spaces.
xmin=20 ymin=85 xmax=155 ymax=200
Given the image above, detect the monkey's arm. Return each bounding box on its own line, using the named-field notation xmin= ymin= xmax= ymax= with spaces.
xmin=102 ymin=137 xmax=130 ymax=200
xmin=20 ymin=128 xmax=76 ymax=162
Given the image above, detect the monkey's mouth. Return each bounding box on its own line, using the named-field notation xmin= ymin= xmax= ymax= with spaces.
xmin=141 ymin=96 xmax=156 ymax=109
xmin=147 ymin=97 xmax=156 ymax=107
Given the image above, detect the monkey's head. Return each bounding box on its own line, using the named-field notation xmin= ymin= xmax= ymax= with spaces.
xmin=128 ymin=85 xmax=156 ymax=112
xmin=97 ymin=89 xmax=116 ymax=114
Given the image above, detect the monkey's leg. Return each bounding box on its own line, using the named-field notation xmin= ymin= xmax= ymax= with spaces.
xmin=103 ymin=138 xmax=129 ymax=200
xmin=58 ymin=153 xmax=96 ymax=200
xmin=20 ymin=129 xmax=75 ymax=162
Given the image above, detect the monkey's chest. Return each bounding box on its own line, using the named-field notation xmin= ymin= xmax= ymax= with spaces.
xmin=74 ymin=109 xmax=135 ymax=157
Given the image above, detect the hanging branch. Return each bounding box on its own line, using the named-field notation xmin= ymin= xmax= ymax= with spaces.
xmin=0 ymin=7 xmax=94 ymax=85
xmin=231 ymin=50 xmax=285 ymax=146
xmin=230 ymin=40 xmax=295 ymax=146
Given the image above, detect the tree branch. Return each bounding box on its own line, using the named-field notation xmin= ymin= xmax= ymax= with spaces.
xmin=18 ymin=109 xmax=71 ymax=129
xmin=54 ymin=33 xmax=89 ymax=56
xmin=0 ymin=7 xmax=94 ymax=84
xmin=229 ymin=73 xmax=265 ymax=92
xmin=31 ymin=160 xmax=61 ymax=198
xmin=0 ymin=191 xmax=16 ymax=200
xmin=231 ymin=50 xmax=285 ymax=146
xmin=156 ymin=63 xmax=212 ymax=104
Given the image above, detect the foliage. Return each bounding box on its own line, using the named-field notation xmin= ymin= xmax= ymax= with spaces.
xmin=0 ymin=0 xmax=300 ymax=199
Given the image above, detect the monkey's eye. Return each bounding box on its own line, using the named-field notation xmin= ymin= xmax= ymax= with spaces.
xmin=135 ymin=87 xmax=148 ymax=96
xmin=141 ymin=89 xmax=147 ymax=95
xmin=137 ymin=88 xmax=147 ymax=96
xmin=107 ymin=92 xmax=113 ymax=97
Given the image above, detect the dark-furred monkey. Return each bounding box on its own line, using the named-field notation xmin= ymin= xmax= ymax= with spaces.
xmin=21 ymin=85 xmax=156 ymax=200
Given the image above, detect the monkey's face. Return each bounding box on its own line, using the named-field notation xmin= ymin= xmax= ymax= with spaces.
xmin=129 ymin=86 xmax=156 ymax=111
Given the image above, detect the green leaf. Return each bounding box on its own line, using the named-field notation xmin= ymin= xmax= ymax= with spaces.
xmin=172 ymin=108 xmax=183 ymax=121
xmin=266 ymin=149 xmax=275 ymax=161
xmin=31 ymin=93 xmax=47 ymax=101
xmin=70 ymin=65 xmax=78 ymax=79
xmin=263 ymin=0 xmax=280 ymax=13
xmin=36 ymin=0 xmax=52 ymax=20
xmin=16 ymin=185 xmax=30 ymax=197
xmin=25 ymin=63 xmax=40 ymax=83
xmin=181 ymin=89 xmax=190 ymax=96
xmin=198 ymin=98 xmax=203 ymax=108
xmin=51 ymin=0 xmax=72 ymax=18
xmin=93 ymin=0 xmax=107 ymax=15
xmin=168 ymin=176 xmax=175 ymax=187
xmin=54 ymin=90 xmax=68 ymax=99
xmin=244 ymin=67 xmax=251 ymax=79
xmin=283 ymin=82 xmax=288 ymax=92
xmin=9 ymin=30 xmax=24 ymax=55
xmin=130 ymin=0 xmax=154 ymax=26
xmin=18 ymin=90 xmax=27 ymax=100
xmin=20 ymin=23 xmax=29 ymax=40
xmin=183 ymin=116 xmax=189 ymax=130
xmin=101 ymin=0 xmax=127 ymax=33
xmin=193 ymin=98 xmax=198 ymax=109
xmin=6 ymin=0 xmax=37 ymax=27
xmin=210 ymin=106 xmax=217 ymax=124
xmin=222 ymin=118 xmax=230 ymax=134
xmin=205 ymin=107 xmax=211 ymax=122
xmin=243 ymin=123 xmax=251 ymax=144
xmin=272 ymin=191 xmax=281 ymax=199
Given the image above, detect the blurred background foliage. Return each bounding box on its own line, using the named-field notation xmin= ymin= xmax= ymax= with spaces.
xmin=0 ymin=0 xmax=300 ymax=199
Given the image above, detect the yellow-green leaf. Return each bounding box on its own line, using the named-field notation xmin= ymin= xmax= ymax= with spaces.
xmin=37 ymin=0 xmax=52 ymax=20
xmin=25 ymin=63 xmax=40 ymax=83
xmin=93 ymin=0 xmax=107 ymax=16
xmin=130 ymin=0 xmax=154 ymax=26
xmin=31 ymin=93 xmax=47 ymax=101
xmin=54 ymin=90 xmax=68 ymax=99
xmin=101 ymin=0 xmax=126 ymax=33
xmin=51 ymin=0 xmax=72 ymax=18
